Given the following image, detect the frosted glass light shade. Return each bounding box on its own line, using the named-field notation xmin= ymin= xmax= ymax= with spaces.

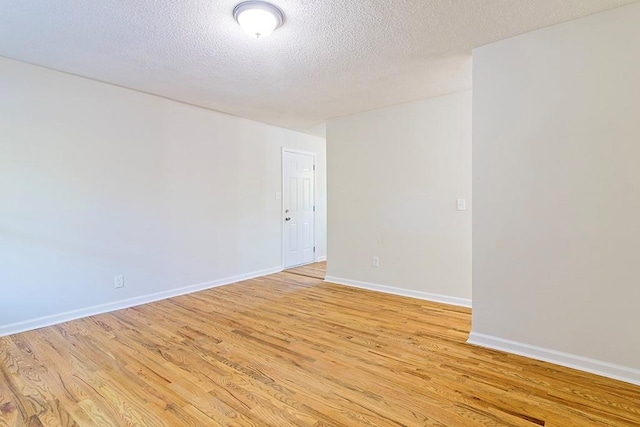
xmin=233 ymin=2 xmax=284 ymax=39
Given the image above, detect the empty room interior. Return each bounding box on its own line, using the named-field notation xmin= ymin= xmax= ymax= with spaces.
xmin=2 ymin=0 xmax=640 ymax=425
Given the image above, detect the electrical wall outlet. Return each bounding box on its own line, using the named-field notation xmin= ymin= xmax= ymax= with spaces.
xmin=114 ymin=275 xmax=124 ymax=289
xmin=372 ymin=256 xmax=380 ymax=267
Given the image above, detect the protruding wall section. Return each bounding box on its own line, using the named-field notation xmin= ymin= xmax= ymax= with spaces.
xmin=471 ymin=2 xmax=640 ymax=384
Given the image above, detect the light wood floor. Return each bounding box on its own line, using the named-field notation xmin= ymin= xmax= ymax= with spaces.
xmin=285 ymin=261 xmax=326 ymax=280
xmin=1 ymin=263 xmax=639 ymax=426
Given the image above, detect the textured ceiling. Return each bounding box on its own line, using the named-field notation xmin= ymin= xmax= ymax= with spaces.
xmin=0 ymin=0 xmax=637 ymax=136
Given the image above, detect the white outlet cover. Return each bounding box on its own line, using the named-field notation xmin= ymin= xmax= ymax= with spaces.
xmin=456 ymin=199 xmax=466 ymax=211
xmin=114 ymin=275 xmax=124 ymax=288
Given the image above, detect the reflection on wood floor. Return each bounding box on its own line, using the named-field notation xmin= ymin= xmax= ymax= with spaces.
xmin=1 ymin=267 xmax=639 ymax=426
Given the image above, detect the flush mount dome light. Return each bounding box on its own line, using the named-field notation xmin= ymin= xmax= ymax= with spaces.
xmin=233 ymin=1 xmax=284 ymax=39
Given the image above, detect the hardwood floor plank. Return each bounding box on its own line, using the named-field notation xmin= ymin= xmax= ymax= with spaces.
xmin=284 ymin=262 xmax=327 ymax=280
xmin=2 ymin=262 xmax=639 ymax=426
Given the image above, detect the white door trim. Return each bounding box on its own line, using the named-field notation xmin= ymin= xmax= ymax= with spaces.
xmin=282 ymin=148 xmax=317 ymax=267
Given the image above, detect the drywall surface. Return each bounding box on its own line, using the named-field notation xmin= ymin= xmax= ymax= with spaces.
xmin=326 ymin=91 xmax=472 ymax=304
xmin=0 ymin=57 xmax=326 ymax=331
xmin=472 ymin=3 xmax=640 ymax=372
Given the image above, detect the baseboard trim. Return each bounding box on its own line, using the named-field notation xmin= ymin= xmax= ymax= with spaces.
xmin=315 ymin=256 xmax=327 ymax=262
xmin=467 ymin=332 xmax=640 ymax=386
xmin=0 ymin=266 xmax=283 ymax=337
xmin=324 ymin=276 xmax=471 ymax=308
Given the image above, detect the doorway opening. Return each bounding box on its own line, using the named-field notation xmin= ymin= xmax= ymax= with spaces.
xmin=282 ymin=149 xmax=317 ymax=269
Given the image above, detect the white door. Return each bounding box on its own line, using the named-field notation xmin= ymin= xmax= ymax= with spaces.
xmin=283 ymin=150 xmax=315 ymax=268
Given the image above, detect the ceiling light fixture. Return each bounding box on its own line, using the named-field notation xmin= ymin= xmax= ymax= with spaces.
xmin=233 ymin=1 xmax=284 ymax=39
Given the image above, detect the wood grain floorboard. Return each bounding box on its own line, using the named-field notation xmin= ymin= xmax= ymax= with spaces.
xmin=284 ymin=262 xmax=327 ymax=280
xmin=1 ymin=263 xmax=639 ymax=426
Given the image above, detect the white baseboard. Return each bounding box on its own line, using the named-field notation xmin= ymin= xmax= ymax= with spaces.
xmin=324 ymin=276 xmax=471 ymax=308
xmin=315 ymin=256 xmax=327 ymax=262
xmin=0 ymin=266 xmax=283 ymax=337
xmin=468 ymin=332 xmax=640 ymax=386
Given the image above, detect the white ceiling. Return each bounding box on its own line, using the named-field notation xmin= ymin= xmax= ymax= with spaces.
xmin=0 ymin=0 xmax=636 ymax=136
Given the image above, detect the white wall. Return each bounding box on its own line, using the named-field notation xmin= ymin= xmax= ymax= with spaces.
xmin=471 ymin=2 xmax=640 ymax=383
xmin=326 ymin=91 xmax=472 ymax=305
xmin=0 ymin=57 xmax=326 ymax=333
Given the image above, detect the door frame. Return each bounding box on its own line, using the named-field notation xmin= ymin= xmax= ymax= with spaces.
xmin=281 ymin=147 xmax=317 ymax=268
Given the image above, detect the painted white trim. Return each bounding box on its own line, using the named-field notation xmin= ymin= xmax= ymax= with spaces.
xmin=281 ymin=147 xmax=317 ymax=269
xmin=0 ymin=266 xmax=283 ymax=337
xmin=467 ymin=332 xmax=640 ymax=386
xmin=324 ymin=276 xmax=471 ymax=308
xmin=281 ymin=148 xmax=318 ymax=156
xmin=315 ymin=255 xmax=327 ymax=262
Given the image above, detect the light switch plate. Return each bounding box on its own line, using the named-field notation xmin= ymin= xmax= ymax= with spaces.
xmin=457 ymin=199 xmax=466 ymax=211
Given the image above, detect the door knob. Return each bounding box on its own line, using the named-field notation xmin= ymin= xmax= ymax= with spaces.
xmin=285 ymin=217 xmax=291 ymax=221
